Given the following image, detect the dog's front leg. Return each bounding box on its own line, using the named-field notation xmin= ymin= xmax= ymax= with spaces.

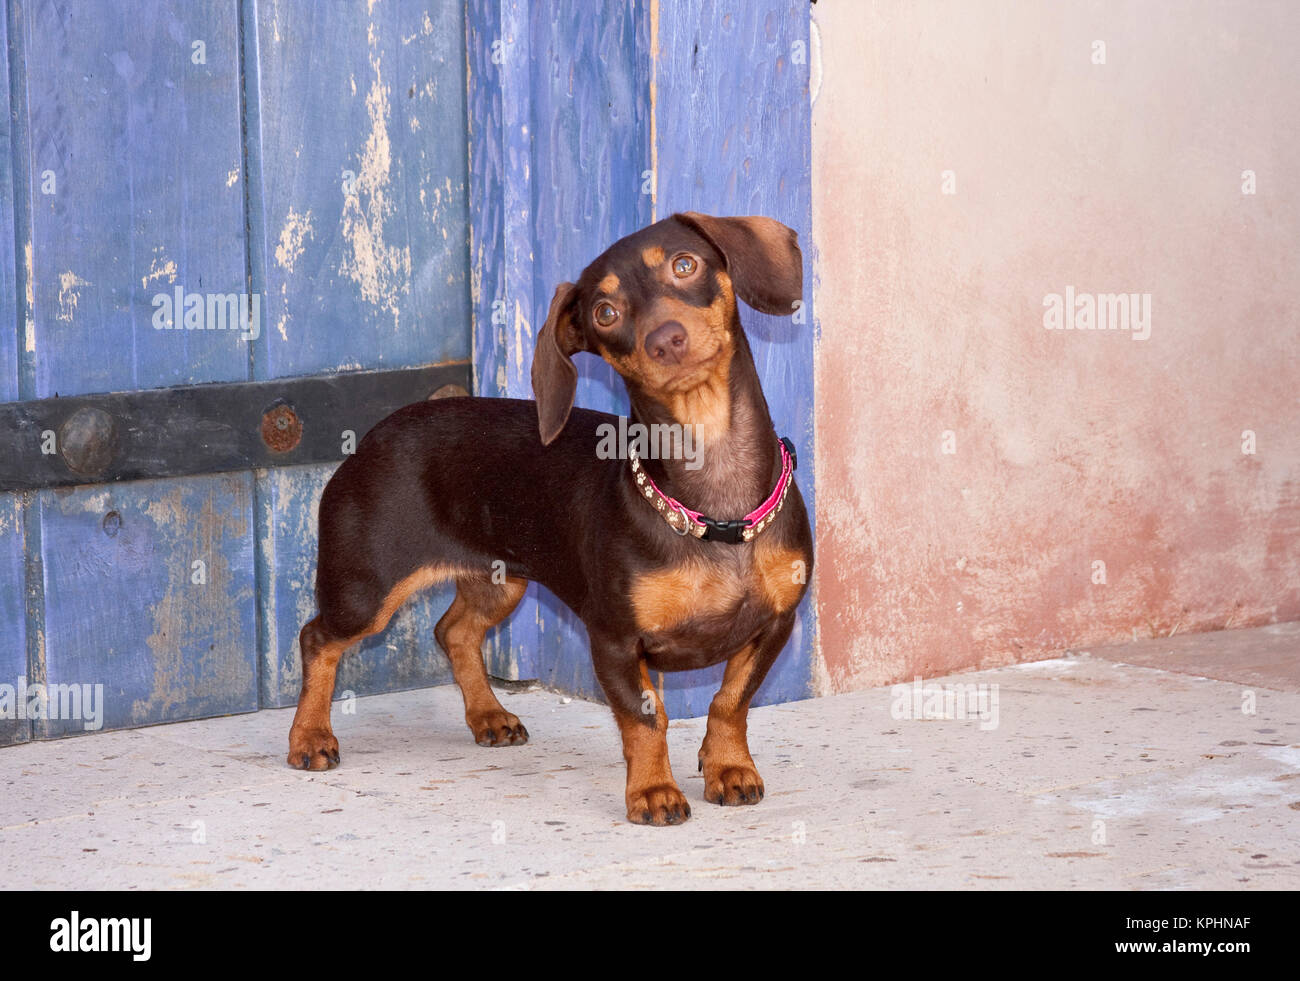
xmin=592 ymin=637 xmax=690 ymax=826
xmin=698 ymin=612 xmax=796 ymax=806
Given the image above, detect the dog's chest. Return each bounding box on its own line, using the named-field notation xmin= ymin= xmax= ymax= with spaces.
xmin=629 ymin=539 xmax=807 ymax=664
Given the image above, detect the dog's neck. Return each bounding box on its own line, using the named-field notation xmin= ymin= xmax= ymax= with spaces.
xmin=626 ymin=328 xmax=782 ymax=521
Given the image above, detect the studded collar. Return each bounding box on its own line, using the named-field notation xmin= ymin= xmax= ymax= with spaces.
xmin=628 ymin=436 xmax=797 ymax=544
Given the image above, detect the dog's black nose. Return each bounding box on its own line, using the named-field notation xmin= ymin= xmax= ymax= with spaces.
xmin=645 ymin=321 xmax=689 ymax=364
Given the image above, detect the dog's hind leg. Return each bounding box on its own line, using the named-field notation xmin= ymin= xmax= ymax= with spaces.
xmin=286 ymin=616 xmax=355 ymax=770
xmin=434 ymin=575 xmax=529 ymax=747
xmin=288 ymin=564 xmax=458 ymax=770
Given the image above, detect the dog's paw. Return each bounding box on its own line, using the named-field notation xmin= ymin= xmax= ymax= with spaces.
xmin=287 ymin=726 xmax=340 ymax=771
xmin=626 ymin=783 xmax=692 ymax=826
xmin=702 ymin=762 xmax=765 ymax=806
xmin=467 ymin=709 xmax=529 ymax=747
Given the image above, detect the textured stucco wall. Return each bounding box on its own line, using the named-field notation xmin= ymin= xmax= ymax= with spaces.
xmin=810 ymin=0 xmax=1300 ymax=691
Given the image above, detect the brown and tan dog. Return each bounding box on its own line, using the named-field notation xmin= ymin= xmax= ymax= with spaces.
xmin=287 ymin=213 xmax=813 ymax=825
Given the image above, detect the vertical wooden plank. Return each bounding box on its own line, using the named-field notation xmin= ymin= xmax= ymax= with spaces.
xmin=468 ymin=0 xmax=538 ymax=682
xmin=468 ymin=0 xmax=647 ymax=692
xmin=19 ymin=0 xmax=259 ymax=734
xmin=4 ymin=0 xmax=34 ymax=749
xmin=653 ymin=0 xmax=816 ymax=712
xmin=24 ymin=0 xmax=250 ymax=398
xmin=469 ymin=0 xmax=645 ymax=441
xmin=0 ymin=7 xmax=18 ymax=403
xmin=246 ymin=1 xmax=470 ymax=706
xmin=0 ymin=7 xmax=27 ymax=745
xmin=249 ymin=0 xmax=470 ymax=379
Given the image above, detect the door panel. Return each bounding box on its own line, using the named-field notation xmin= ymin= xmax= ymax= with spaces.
xmin=37 ymin=475 xmax=257 ymax=737
xmin=24 ymin=0 xmax=248 ymax=397
xmin=467 ymin=0 xmax=644 ymax=699
xmin=20 ymin=0 xmax=257 ymax=733
xmin=249 ymin=0 xmax=470 ymax=378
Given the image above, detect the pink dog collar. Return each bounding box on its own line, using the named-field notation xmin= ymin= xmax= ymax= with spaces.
xmin=629 ymin=436 xmax=797 ymax=544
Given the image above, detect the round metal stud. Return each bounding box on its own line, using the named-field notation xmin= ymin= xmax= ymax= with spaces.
xmin=59 ymin=406 xmax=118 ymax=476
xmin=261 ymin=402 xmax=303 ymax=453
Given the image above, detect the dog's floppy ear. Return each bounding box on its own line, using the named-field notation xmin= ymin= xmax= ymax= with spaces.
xmin=673 ymin=212 xmax=803 ymax=315
xmin=531 ymin=281 xmax=585 ymax=445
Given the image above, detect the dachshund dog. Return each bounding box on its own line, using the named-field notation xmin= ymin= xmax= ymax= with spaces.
xmin=287 ymin=213 xmax=812 ymax=825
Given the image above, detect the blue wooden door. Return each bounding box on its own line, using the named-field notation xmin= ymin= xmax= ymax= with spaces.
xmin=0 ymin=0 xmax=472 ymax=743
xmin=1 ymin=0 xmax=816 ymax=745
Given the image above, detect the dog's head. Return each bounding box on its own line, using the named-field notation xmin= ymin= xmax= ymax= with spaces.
xmin=531 ymin=213 xmax=802 ymax=445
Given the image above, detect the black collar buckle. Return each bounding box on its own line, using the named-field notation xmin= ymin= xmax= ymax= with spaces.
xmin=780 ymin=436 xmax=798 ymax=471
xmin=698 ymin=516 xmax=750 ymax=544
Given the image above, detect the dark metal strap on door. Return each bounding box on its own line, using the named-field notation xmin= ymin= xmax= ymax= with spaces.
xmin=0 ymin=363 xmax=471 ymax=491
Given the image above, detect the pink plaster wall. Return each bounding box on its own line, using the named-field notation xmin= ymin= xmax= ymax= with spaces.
xmin=810 ymin=1 xmax=1300 ymax=691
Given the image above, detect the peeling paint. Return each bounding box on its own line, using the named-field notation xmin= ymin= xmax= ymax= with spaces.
xmin=79 ymin=491 xmax=113 ymax=514
xmin=274 ymin=207 xmax=314 ymax=273
xmin=401 ymin=11 xmax=434 ymax=45
xmin=337 ymin=39 xmax=412 ymax=327
xmin=57 ymin=271 xmax=90 ymax=323
xmin=513 ymin=299 xmax=531 ymax=379
xmin=135 ymin=481 xmax=253 ymax=723
xmin=226 ymin=167 xmax=240 ymax=187
xmin=24 ymin=242 xmax=35 ymax=352
xmin=140 ymin=255 xmax=177 ymax=290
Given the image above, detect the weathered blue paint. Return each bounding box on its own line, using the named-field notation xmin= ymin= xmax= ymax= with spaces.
xmin=14 ymin=0 xmax=261 ymax=735
xmin=248 ymin=0 xmax=470 ymax=379
xmin=36 ymin=475 xmax=259 ymax=737
xmin=244 ymin=1 xmax=469 ymax=707
xmin=0 ymin=6 xmax=17 ymax=404
xmin=23 ymin=0 xmax=249 ymax=398
xmin=466 ymin=0 xmax=815 ymax=715
xmin=0 ymin=0 xmax=475 ymax=741
xmin=0 ymin=7 xmax=28 ymax=746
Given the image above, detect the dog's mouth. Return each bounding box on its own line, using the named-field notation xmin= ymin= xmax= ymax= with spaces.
xmin=642 ymin=298 xmax=733 ymax=392
xmin=653 ymin=335 xmax=728 ymax=393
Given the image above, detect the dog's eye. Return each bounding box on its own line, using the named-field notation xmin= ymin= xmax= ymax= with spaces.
xmin=672 ymin=254 xmax=697 ymax=278
xmin=593 ymin=302 xmax=620 ymax=327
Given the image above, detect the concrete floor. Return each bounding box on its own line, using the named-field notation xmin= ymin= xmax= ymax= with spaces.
xmin=2 ymin=623 xmax=1298 ymax=889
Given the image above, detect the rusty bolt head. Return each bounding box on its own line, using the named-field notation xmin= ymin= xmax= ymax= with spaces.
xmin=59 ymin=406 xmax=118 ymax=476
xmin=261 ymin=403 xmax=302 ymax=453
